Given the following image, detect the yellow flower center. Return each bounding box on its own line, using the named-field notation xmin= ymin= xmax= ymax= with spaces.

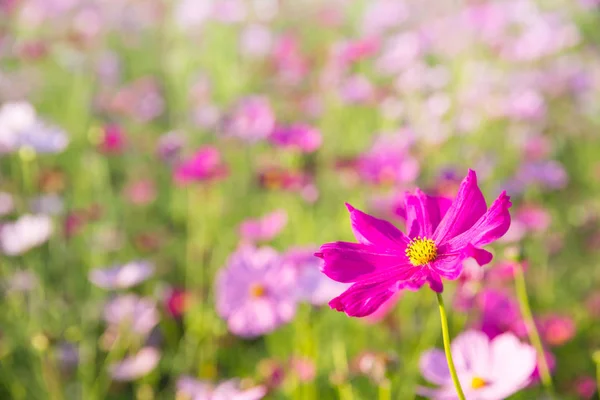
xmin=471 ymin=376 xmax=487 ymax=389
xmin=405 ymin=237 xmax=438 ymax=266
xmin=249 ymin=283 xmax=267 ymax=298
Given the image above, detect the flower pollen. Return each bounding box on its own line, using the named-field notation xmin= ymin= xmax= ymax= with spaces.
xmin=471 ymin=376 xmax=487 ymax=389
xmin=249 ymin=283 xmax=267 ymax=298
xmin=405 ymin=237 xmax=438 ymax=266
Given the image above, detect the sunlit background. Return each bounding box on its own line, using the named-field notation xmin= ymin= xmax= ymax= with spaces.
xmin=1 ymin=0 xmax=600 ymax=398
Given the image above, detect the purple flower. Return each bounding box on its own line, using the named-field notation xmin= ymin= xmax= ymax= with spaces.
xmin=173 ymin=147 xmax=228 ymax=185
xmin=477 ymin=289 xmax=524 ymax=340
xmin=268 ymin=124 xmax=322 ymax=153
xmin=0 ymin=102 xmax=68 ymax=154
xmin=109 ymin=347 xmax=160 ymax=381
xmin=223 ymin=96 xmax=275 ymax=142
xmin=176 ymin=376 xmax=266 ymax=400
xmin=156 ymin=131 xmax=186 ymax=164
xmin=418 ymin=330 xmax=536 ymax=400
xmin=216 ymin=246 xmax=297 ymax=338
xmin=89 ymin=261 xmax=154 ymax=290
xmin=316 ymin=170 xmax=511 ymax=317
xmin=283 ymin=248 xmax=349 ymax=306
xmin=103 ymin=294 xmax=159 ymax=336
xmin=505 ymin=160 xmax=568 ymax=194
xmin=239 ymin=210 xmax=288 ymax=243
xmin=0 ymin=214 xmax=53 ymax=256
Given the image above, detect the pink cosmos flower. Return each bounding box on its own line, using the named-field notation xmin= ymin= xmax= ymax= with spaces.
xmin=268 ymin=124 xmax=322 ymax=153
xmin=109 ymin=347 xmax=160 ymax=381
xmin=271 ymin=35 xmax=309 ymax=86
xmin=222 ymin=96 xmax=275 ymax=142
xmin=103 ymin=294 xmax=159 ymax=336
xmin=123 ymin=179 xmax=156 ymax=205
xmin=164 ymin=287 xmax=190 ymax=319
xmin=98 ymin=124 xmax=125 ymax=154
xmin=173 ymin=147 xmax=228 ymax=185
xmin=537 ymin=314 xmax=576 ymax=347
xmin=89 ymin=261 xmax=154 ymax=290
xmin=316 ymin=170 xmax=511 ymax=317
xmin=573 ymin=376 xmax=597 ymax=399
xmin=176 ymin=376 xmax=266 ymax=400
xmin=477 ymin=289 xmax=524 ymax=340
xmin=357 ymin=132 xmax=420 ymax=186
xmin=339 ymin=75 xmax=375 ymax=105
xmin=419 ymin=330 xmax=536 ymax=400
xmin=216 ymin=246 xmax=297 ymax=338
xmin=239 ymin=209 xmax=288 ymax=243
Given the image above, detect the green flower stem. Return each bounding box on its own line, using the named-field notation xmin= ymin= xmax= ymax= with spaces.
xmin=513 ymin=262 xmax=554 ymax=394
xmin=436 ymin=292 xmax=466 ymax=400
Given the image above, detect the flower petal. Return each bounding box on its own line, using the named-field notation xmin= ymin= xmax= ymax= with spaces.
xmin=427 ymin=270 xmax=444 ymax=292
xmin=479 ymin=333 xmax=537 ymax=400
xmin=433 ymin=170 xmax=487 ymax=244
xmin=328 ymin=263 xmax=419 ymax=317
xmin=345 ymin=203 xmax=409 ymax=247
xmin=430 ymin=254 xmax=464 ymax=280
xmin=419 ymin=349 xmax=451 ymax=385
xmin=442 ymin=191 xmax=512 ymax=251
xmin=404 ymin=190 xmax=447 ymax=238
xmin=316 ymin=242 xmax=406 ymax=283
xmin=450 ymin=330 xmax=492 ymax=377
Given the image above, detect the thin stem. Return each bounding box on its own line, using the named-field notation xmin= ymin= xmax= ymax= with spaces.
xmin=436 ymin=292 xmax=466 ymax=400
xmin=592 ymin=351 xmax=600 ymax=399
xmin=513 ymin=262 xmax=554 ymax=394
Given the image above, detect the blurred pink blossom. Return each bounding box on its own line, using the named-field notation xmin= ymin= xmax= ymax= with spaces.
xmin=419 ymin=330 xmax=537 ymax=400
xmin=177 ymin=376 xmax=266 ymax=400
xmin=0 ymin=214 xmax=53 ymax=256
xmin=357 ymin=131 xmax=420 ymax=186
xmin=89 ymin=261 xmax=154 ymax=290
xmin=239 ymin=209 xmax=288 ymax=243
xmin=216 ymin=246 xmax=297 ymax=338
xmin=223 ymin=96 xmax=275 ymax=142
xmin=268 ymin=124 xmax=322 ymax=153
xmin=98 ymin=124 xmax=126 ymax=154
xmin=123 ymin=179 xmax=157 ymax=205
xmin=103 ymin=294 xmax=159 ymax=336
xmin=573 ymin=376 xmax=597 ymax=399
xmin=173 ymin=147 xmax=228 ymax=185
xmin=109 ymin=347 xmax=160 ymax=381
xmin=538 ymin=314 xmax=576 ymax=347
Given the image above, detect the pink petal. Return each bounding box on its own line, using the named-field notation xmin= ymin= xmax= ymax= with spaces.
xmin=442 ymin=191 xmax=512 ymax=251
xmin=426 ymin=270 xmax=444 ymax=292
xmin=450 ymin=330 xmax=492 ymax=378
xmin=419 ymin=349 xmax=451 ymax=385
xmin=328 ymin=263 xmax=419 ymax=317
xmin=480 ymin=333 xmax=537 ymax=399
xmin=433 ymin=170 xmax=487 ymax=244
xmin=416 ymin=386 xmax=463 ymax=400
xmin=316 ymin=241 xmax=406 ymax=283
xmin=405 ymin=190 xmax=450 ymax=238
xmin=329 ymin=280 xmax=396 ymax=317
xmin=345 ymin=203 xmax=409 ymax=247
xmin=464 ymin=244 xmax=493 ymax=266
xmin=430 ymin=254 xmax=463 ymax=280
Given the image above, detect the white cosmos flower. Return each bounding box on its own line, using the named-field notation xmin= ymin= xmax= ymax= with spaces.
xmin=0 ymin=101 xmax=68 ymax=154
xmin=0 ymin=214 xmax=53 ymax=256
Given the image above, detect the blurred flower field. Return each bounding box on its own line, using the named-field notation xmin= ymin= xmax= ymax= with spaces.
xmin=1 ymin=0 xmax=600 ymax=399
